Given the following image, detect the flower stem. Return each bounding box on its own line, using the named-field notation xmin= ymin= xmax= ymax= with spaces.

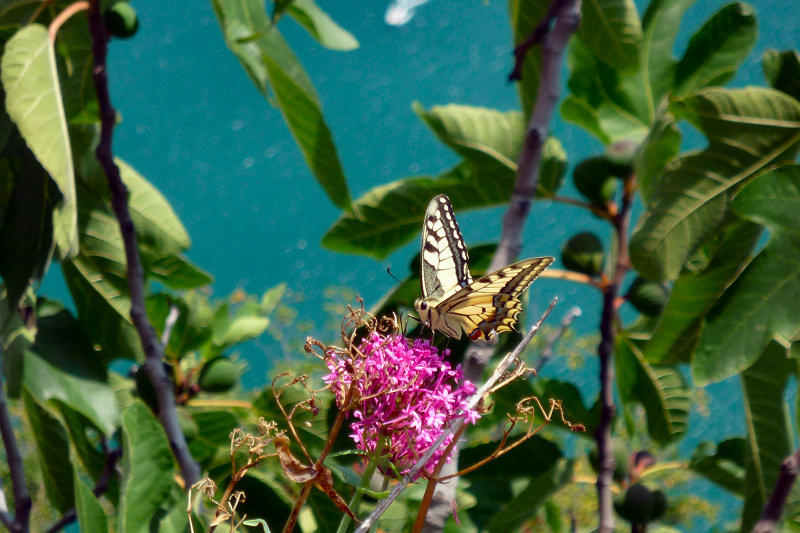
xmin=336 ymin=448 xmax=383 ymax=533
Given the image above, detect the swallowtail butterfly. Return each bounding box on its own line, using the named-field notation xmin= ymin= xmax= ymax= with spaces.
xmin=414 ymin=194 xmax=553 ymax=340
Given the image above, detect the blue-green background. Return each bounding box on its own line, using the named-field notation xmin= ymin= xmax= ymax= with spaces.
xmin=45 ymin=0 xmax=799 ymax=526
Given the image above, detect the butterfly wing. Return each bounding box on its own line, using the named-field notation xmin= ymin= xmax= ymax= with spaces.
xmin=419 ymin=194 xmax=472 ymax=303
xmin=436 ymin=257 xmax=554 ymax=341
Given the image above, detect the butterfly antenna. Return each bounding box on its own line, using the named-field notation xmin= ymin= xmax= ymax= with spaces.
xmin=386 ymin=266 xmax=403 ymax=283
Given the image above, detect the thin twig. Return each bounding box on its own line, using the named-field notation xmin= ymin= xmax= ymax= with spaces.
xmin=0 ymin=345 xmax=30 ymax=533
xmin=353 ymin=298 xmax=558 ymax=533
xmin=752 ymin=447 xmax=800 ymax=532
xmin=86 ymin=0 xmax=201 ymax=486
xmin=595 ymin=174 xmax=635 ymax=532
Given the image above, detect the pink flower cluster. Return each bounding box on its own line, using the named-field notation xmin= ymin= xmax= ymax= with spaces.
xmin=324 ymin=333 xmax=479 ymax=478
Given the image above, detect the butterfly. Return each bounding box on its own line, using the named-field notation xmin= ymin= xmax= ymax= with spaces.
xmin=414 ymin=194 xmax=553 ymax=341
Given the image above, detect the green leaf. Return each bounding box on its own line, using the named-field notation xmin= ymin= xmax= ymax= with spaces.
xmin=693 ymin=231 xmax=800 ymax=384
xmin=60 ymin=404 xmax=119 ymax=502
xmin=153 ymin=291 xmax=215 ymax=358
xmin=287 ymin=0 xmax=358 ymax=51
xmin=0 ymin=285 xmax=35 ymax=397
xmin=538 ymin=137 xmax=568 ymax=196
xmin=634 ymin=104 xmax=681 ymax=202
xmin=212 ymin=303 xmax=270 ymax=349
xmin=0 ymin=147 xmax=55 ymax=307
xmin=508 ymin=0 xmax=548 ymax=116
xmin=578 ymin=0 xmax=642 ymax=73
xmin=1 ymin=24 xmax=77 ymax=256
xmin=731 ymin=165 xmax=800 ymax=234
xmin=75 ymin=473 xmax=109 ymax=533
xmin=630 ymin=87 xmax=800 ymax=281
xmin=118 ymin=401 xmax=176 ymax=533
xmin=23 ymin=301 xmax=120 ymax=434
xmin=187 ymin=410 xmax=239 ymax=466
xmin=212 ymin=0 xmax=351 ymax=211
xmin=673 ymin=3 xmax=757 ymax=96
xmin=740 ymin=341 xmax=794 ymax=531
xmin=616 ymin=335 xmax=690 ymax=442
xmin=143 ymin=251 xmax=213 ymax=290
xmin=61 ymin=195 xmax=143 ymax=361
xmin=486 ymin=459 xmax=573 ymax=533
xmin=689 ymin=438 xmax=746 ymax=495
xmin=644 ymin=220 xmax=762 ymax=364
xmin=23 ymin=390 xmax=74 ymax=513
xmin=762 ymin=49 xmax=800 ymax=101
xmin=638 ymin=0 xmax=695 ymax=111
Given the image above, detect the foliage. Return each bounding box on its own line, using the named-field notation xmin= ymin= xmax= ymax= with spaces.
xmin=1 ymin=0 xmax=799 ymax=531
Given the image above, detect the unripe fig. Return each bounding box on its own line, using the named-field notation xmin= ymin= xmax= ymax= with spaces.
xmin=104 ymin=2 xmax=139 ymax=38
xmin=561 ymin=232 xmax=604 ymax=276
xmin=614 ymin=483 xmax=654 ymax=524
xmin=627 ymin=277 xmax=670 ymax=316
xmin=572 ymin=156 xmax=617 ymax=205
xmin=604 ymin=139 xmax=639 ymax=178
xmin=198 ymin=356 xmax=239 ymax=393
xmin=650 ymin=487 xmax=667 ymax=521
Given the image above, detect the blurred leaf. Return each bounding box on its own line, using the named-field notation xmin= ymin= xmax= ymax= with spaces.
xmin=616 ymin=335 xmax=690 ymax=442
xmin=23 ymin=390 xmax=74 ymax=513
xmin=486 ymin=459 xmax=573 ymax=533
xmin=578 ymin=0 xmax=642 ymax=73
xmin=156 ymin=292 xmax=216 ymax=358
xmin=732 ymin=165 xmax=800 ymax=234
xmin=75 ymin=473 xmax=109 ymax=533
xmin=537 ymin=137 xmax=568 ymax=197
xmin=0 ymin=147 xmax=55 ymax=308
xmin=56 ymin=12 xmax=97 ymax=122
xmin=508 ymin=0 xmax=548 ymax=116
xmin=644 ymin=220 xmax=762 ymax=364
xmin=1 ymin=24 xmax=77 ymax=256
xmin=143 ymin=251 xmax=213 ymax=290
xmin=287 ymin=0 xmax=358 ymax=51
xmin=208 ymin=466 xmax=294 ymax=531
xmin=187 ymin=410 xmax=239 ymax=467
xmin=212 ymin=0 xmax=351 ymax=211
xmin=673 ymin=3 xmax=757 ymax=96
xmin=740 ymin=341 xmax=794 ymax=530
xmin=212 ymin=303 xmax=270 ymax=350
xmin=119 ymin=401 xmax=176 ymax=533
xmin=634 ymin=104 xmax=681 ymax=202
xmin=24 ymin=302 xmax=119 ymax=434
xmin=261 ymin=283 xmax=286 ymax=314
xmin=630 ymin=88 xmax=800 ymax=281
xmin=60 ymin=405 xmax=118 ymax=501
xmin=694 ymin=231 xmax=800 ymax=384
xmin=461 ymin=436 xmax=561 ymax=529
xmin=0 ymin=285 xmax=35 ymax=397
xmin=762 ymin=49 xmax=800 ymax=101
xmin=689 ymin=437 xmax=746 ymax=495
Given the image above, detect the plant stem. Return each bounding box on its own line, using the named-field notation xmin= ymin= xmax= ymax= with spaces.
xmin=335 ymin=451 xmax=381 ymax=533
xmin=595 ymin=174 xmax=634 ymax=532
xmin=752 ymin=446 xmax=800 ymax=532
xmin=86 ymin=0 xmax=200 ymax=486
xmin=0 ymin=346 xmax=30 ymax=533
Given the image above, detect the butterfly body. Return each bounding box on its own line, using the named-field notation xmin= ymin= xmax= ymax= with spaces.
xmin=414 ymin=195 xmax=553 ymax=341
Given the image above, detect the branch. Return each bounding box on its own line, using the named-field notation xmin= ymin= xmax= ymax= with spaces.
xmin=86 ymin=0 xmax=201 ymax=486
xmin=595 ymin=174 xmax=634 ymax=533
xmin=0 ymin=345 xmax=31 ymax=533
xmin=352 ymin=299 xmax=558 ymax=533
xmin=752 ymin=447 xmax=800 ymax=533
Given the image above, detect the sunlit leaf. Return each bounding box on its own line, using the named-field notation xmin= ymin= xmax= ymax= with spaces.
xmin=212 ymin=0 xmax=351 ymax=211
xmin=287 ymin=0 xmax=358 ymax=51
xmin=578 ymin=0 xmax=642 ymax=73
xmin=731 ymin=164 xmax=800 ymax=234
xmin=75 ymin=473 xmax=109 ymax=532
xmin=690 ymin=438 xmax=746 ymax=495
xmin=1 ymin=24 xmax=77 ymax=255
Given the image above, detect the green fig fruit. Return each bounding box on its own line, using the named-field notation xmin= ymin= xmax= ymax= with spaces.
xmin=104 ymin=2 xmax=139 ymax=38
xmin=198 ymin=356 xmax=239 ymax=393
xmin=561 ymin=232 xmax=604 ymax=276
xmin=572 ymin=156 xmax=617 ymax=205
xmin=614 ymin=483 xmax=654 ymax=524
xmin=627 ymin=277 xmax=670 ymax=316
xmin=604 ymin=139 xmax=639 ymax=178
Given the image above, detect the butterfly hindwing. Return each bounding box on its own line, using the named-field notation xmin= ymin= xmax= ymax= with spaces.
xmin=437 ymin=257 xmax=554 ymax=340
xmin=420 ymin=195 xmax=472 ymax=303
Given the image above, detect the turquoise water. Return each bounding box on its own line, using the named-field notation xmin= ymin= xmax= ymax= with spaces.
xmin=42 ymin=0 xmax=798 ymax=528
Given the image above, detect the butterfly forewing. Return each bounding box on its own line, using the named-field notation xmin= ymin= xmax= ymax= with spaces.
xmin=419 ymin=195 xmax=472 ymax=303
xmin=438 ymin=257 xmax=554 ymax=340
